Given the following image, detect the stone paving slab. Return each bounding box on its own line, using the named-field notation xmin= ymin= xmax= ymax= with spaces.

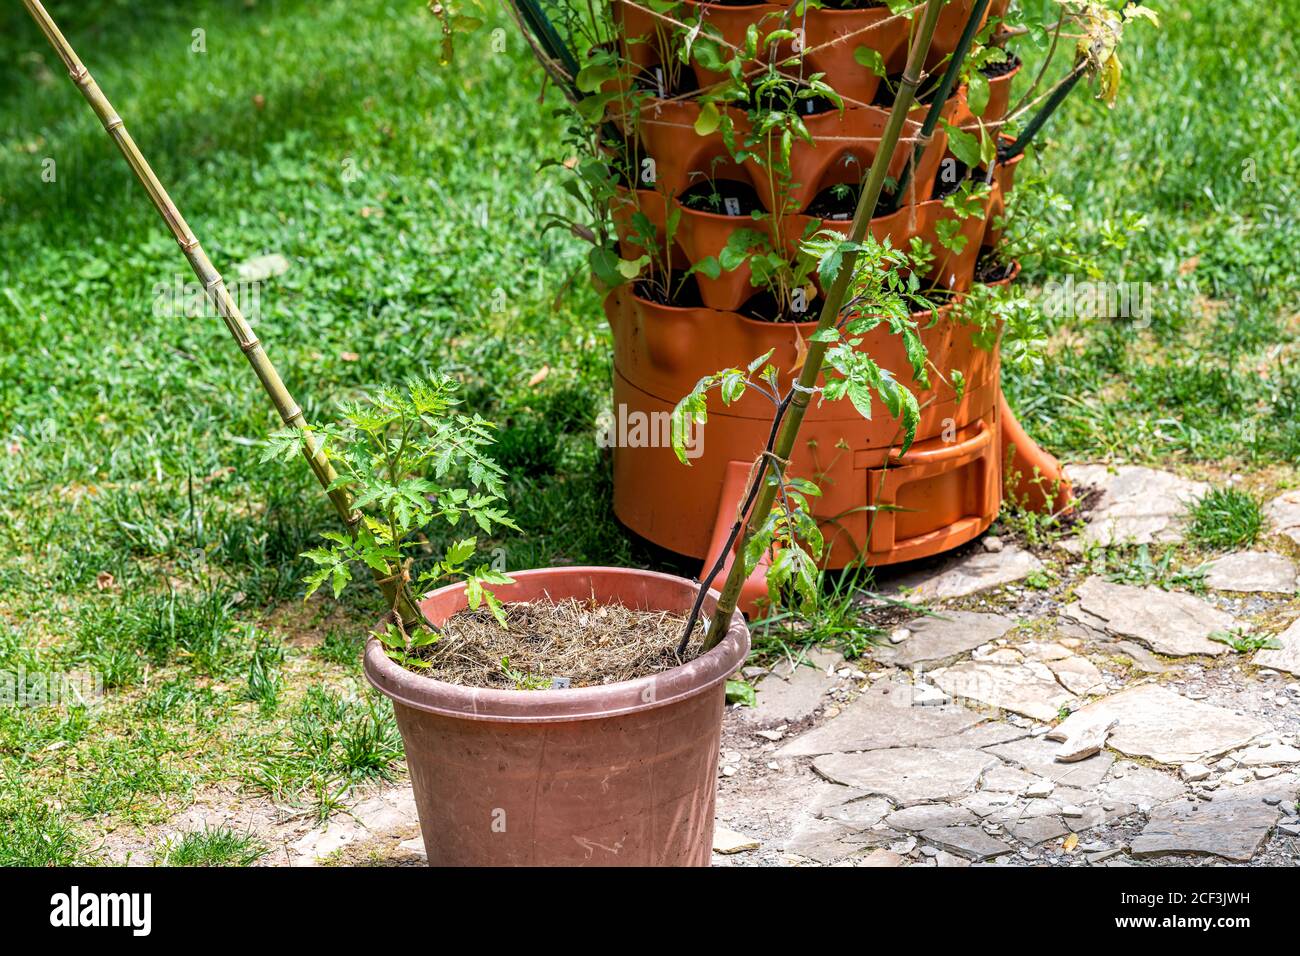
xmin=777 ymin=681 xmax=985 ymax=757
xmin=918 ymin=826 xmax=1012 ymax=861
xmin=1073 ymin=578 xmax=1234 ymax=657
xmin=746 ymin=648 xmax=843 ymax=725
xmin=886 ymin=805 xmax=979 ymax=831
xmin=930 ymin=660 xmax=1076 ymax=722
xmin=1050 ymin=684 xmax=1271 ymax=765
xmin=1101 ymin=762 xmax=1186 ymax=808
xmin=1265 ymin=489 xmax=1300 ymax=546
xmin=879 ymin=544 xmax=1044 ymax=602
xmin=1066 ymin=464 xmax=1207 ymax=547
xmin=873 ymin=608 xmax=1013 ymax=671
xmin=1047 ymin=655 xmax=1109 ymax=696
xmin=290 ymin=787 xmax=419 ymax=865
xmin=985 ymin=736 xmax=1116 ymax=787
xmin=1129 ymin=775 xmax=1298 ymax=862
xmin=1203 ymin=551 xmax=1299 ymax=593
xmin=872 ymin=611 xmax=1016 ymax=668
xmin=812 ymin=748 xmax=999 ymax=807
xmin=1254 ymin=618 xmax=1300 ymax=677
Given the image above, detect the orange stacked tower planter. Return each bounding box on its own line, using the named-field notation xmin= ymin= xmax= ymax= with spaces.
xmin=604 ymin=1 xmax=1068 ymax=609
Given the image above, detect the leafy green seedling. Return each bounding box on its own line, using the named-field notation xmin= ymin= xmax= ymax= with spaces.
xmin=1209 ymin=629 xmax=1281 ymax=654
xmin=264 ymin=376 xmax=518 ymax=666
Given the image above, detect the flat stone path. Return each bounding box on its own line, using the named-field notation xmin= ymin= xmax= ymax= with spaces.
xmin=712 ymin=466 xmax=1300 ymax=867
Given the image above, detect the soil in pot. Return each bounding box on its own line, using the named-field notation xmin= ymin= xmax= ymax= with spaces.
xmin=908 ymin=286 xmax=957 ymax=316
xmin=635 ymin=274 xmax=705 ymax=308
xmin=931 ymin=158 xmax=971 ymax=200
xmin=740 ymin=288 xmax=822 ymax=323
xmin=680 ymin=177 xmax=765 ymax=216
xmin=402 ymin=597 xmax=704 ymax=688
xmin=803 ymin=181 xmax=896 ymax=220
xmin=974 ymin=250 xmax=1015 ymax=284
xmin=818 ymin=0 xmax=887 ymax=7
xmin=753 ymin=76 xmax=840 ymax=117
xmin=980 ymin=50 xmax=1021 ymax=79
xmin=633 ymin=64 xmax=699 ymax=98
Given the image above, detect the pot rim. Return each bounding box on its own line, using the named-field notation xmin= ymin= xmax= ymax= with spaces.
xmin=630 ymin=283 xmax=957 ymax=328
xmin=981 ymin=50 xmax=1024 ymax=80
xmin=980 ymin=256 xmax=1022 ymax=288
xmin=363 ymin=566 xmax=750 ymax=724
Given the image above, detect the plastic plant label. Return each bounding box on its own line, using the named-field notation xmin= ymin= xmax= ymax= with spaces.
xmin=724 ymin=197 xmax=741 ymax=216
xmin=551 ymin=677 xmax=572 ymax=690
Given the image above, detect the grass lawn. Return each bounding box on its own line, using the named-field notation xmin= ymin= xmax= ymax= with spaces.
xmin=0 ymin=0 xmax=1297 ymax=863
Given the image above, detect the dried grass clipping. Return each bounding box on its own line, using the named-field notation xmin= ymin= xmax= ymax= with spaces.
xmin=415 ymin=596 xmax=705 ymax=689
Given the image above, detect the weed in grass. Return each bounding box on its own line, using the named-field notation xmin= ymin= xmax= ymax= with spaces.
xmin=137 ymin=680 xmax=222 ymax=722
xmin=317 ymin=627 xmax=365 ymax=668
xmin=0 ymin=787 xmax=81 ymax=866
xmin=1186 ymin=487 xmax=1263 ymax=550
xmin=76 ymin=587 xmax=242 ymax=678
xmin=494 ymin=414 xmax=564 ymax=476
xmin=239 ymin=634 xmax=284 ymax=716
xmin=247 ymin=686 xmax=402 ymax=818
xmin=749 ymin=568 xmax=885 ymax=666
xmin=92 ymin=646 xmax=144 ymax=690
xmin=163 ymin=826 xmax=266 ymax=867
xmin=75 ymin=724 xmax=196 ymax=818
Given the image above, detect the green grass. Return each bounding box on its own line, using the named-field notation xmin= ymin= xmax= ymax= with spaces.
xmin=0 ymin=0 xmax=1296 ymax=860
xmin=1000 ymin=2 xmax=1300 ymax=466
xmin=163 ymin=825 xmax=266 ymax=867
xmin=1185 ymin=486 xmax=1264 ymax=550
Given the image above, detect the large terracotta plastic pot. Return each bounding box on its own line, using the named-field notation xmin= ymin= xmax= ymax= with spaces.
xmin=800 ymin=4 xmax=911 ymax=105
xmin=928 ymin=0 xmax=987 ymax=70
xmin=363 ymin=566 xmax=750 ymax=867
xmin=981 ymin=261 xmax=1074 ymax=514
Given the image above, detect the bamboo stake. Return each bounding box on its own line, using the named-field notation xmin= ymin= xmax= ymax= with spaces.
xmin=21 ymin=0 xmax=426 ymax=627
xmin=697 ymin=0 xmax=949 ymax=653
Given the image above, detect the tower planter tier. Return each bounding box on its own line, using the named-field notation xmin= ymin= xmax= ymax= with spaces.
xmin=605 ymin=285 xmax=1004 ymax=606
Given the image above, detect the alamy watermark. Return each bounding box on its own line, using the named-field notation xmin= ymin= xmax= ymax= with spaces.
xmin=1 ymin=666 xmax=102 ymax=709
xmin=50 ymin=886 xmax=151 ymax=936
xmin=152 ymin=274 xmax=262 ymax=320
xmin=596 ymin=403 xmax=704 ymax=459
xmin=1038 ymin=275 xmax=1153 ymax=327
